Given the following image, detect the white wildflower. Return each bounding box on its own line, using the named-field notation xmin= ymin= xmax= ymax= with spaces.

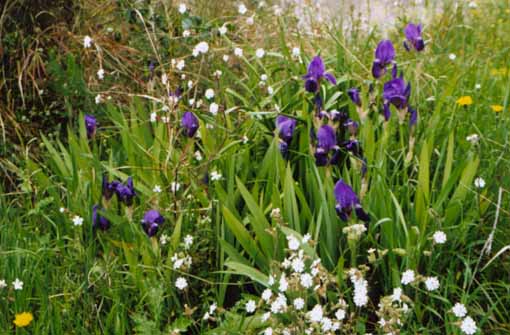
xmin=218 ymin=25 xmax=227 ymax=35
xmin=192 ymin=41 xmax=209 ymax=57
xmin=234 ymin=47 xmax=243 ymax=57
xmin=153 ymin=185 xmax=162 ymax=193
xmin=176 ymin=60 xmax=185 ymax=71
xmin=335 ymin=308 xmax=346 ymax=320
xmin=246 ymin=300 xmax=256 ymax=313
xmin=210 ymin=170 xmax=222 ymax=181
xmin=449 ymin=53 xmax=456 ymax=60
xmin=424 ymin=276 xmax=440 ymax=291
xmin=278 ymin=274 xmax=288 ymax=292
xmin=287 ymin=235 xmax=300 ymax=250
xmin=308 ymin=304 xmax=323 ymax=323
xmin=72 ymin=215 xmax=83 ymax=226
xmin=460 ymin=316 xmax=477 ymax=335
xmin=238 ymin=3 xmax=247 ymax=14
xmin=391 ymin=287 xmax=402 ymax=302
xmin=150 ymin=112 xmax=157 ymax=122
xmin=160 ymin=234 xmax=169 ymax=245
xmin=97 ymin=68 xmax=105 ymax=80
xmin=452 ymin=303 xmax=467 ymax=318
xmin=292 ymin=47 xmax=300 ymax=58
xmin=475 ymin=83 xmax=481 ymax=90
xmin=256 ymin=48 xmax=265 ymax=58
xmin=83 ymin=35 xmax=93 ymax=48
xmin=300 ymin=273 xmax=313 ymax=288
xmin=194 ymin=151 xmax=203 ymax=161
xmin=175 ymin=277 xmax=188 ymax=290
xmin=205 ymin=88 xmax=215 ymax=100
xmin=182 ymin=30 xmax=190 ymax=37
xmin=293 ymin=298 xmax=305 ymax=310
xmin=178 ymin=3 xmax=187 ymax=14
xmin=466 ymin=134 xmax=479 ymax=143
xmin=0 ymin=279 xmax=6 ymax=289
xmin=13 ymin=278 xmax=23 ymax=290
xmin=291 ymin=257 xmax=305 ymax=273
xmin=95 ymin=94 xmax=102 ymax=104
xmin=209 ymin=102 xmax=219 ymax=115
xmin=261 ymin=288 xmax=272 ymax=302
xmin=183 ymin=235 xmax=193 ymax=249
xmin=474 ymin=177 xmax=485 ymax=189
xmin=401 ymin=270 xmax=415 ymax=285
xmin=433 ymin=231 xmax=447 ymax=244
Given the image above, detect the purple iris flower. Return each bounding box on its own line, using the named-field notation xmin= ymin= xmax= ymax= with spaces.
xmin=115 ymin=177 xmax=136 ymax=206
xmin=141 ymin=209 xmax=164 ymax=237
xmin=334 ymin=179 xmax=369 ymax=222
xmin=182 ymin=111 xmax=199 ymax=137
xmin=371 ymin=40 xmax=395 ymax=79
xmin=404 ymin=23 xmax=425 ymax=52
xmin=302 ymin=56 xmax=337 ymax=93
xmin=92 ymin=205 xmax=110 ymax=230
xmin=314 ymin=125 xmax=337 ymax=166
xmin=276 ymin=116 xmax=297 ymax=142
xmin=383 ymin=67 xmax=411 ymax=110
xmin=347 ymin=88 xmax=362 ymax=107
xmin=85 ymin=114 xmax=97 ymax=138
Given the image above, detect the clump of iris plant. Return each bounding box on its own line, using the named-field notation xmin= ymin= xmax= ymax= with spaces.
xmin=334 ymin=179 xmax=369 ymax=223
xmin=182 ymin=111 xmax=199 ymax=137
xmin=371 ymin=40 xmax=395 ymax=79
xmin=403 ymin=23 xmax=425 ymax=52
xmin=141 ymin=209 xmax=164 ymax=237
xmin=84 ymin=114 xmax=97 ymax=138
xmin=276 ymin=115 xmax=297 ymax=157
xmin=92 ymin=205 xmax=110 ymax=230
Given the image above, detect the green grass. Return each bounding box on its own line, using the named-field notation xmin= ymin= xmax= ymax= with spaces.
xmin=1 ymin=0 xmax=510 ymax=334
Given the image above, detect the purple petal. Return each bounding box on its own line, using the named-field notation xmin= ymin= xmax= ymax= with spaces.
xmin=307 ymin=56 xmax=325 ymax=77
xmin=324 ymin=72 xmax=337 ymax=85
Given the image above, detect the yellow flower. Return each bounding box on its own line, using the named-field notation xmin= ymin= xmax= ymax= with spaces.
xmin=456 ymin=96 xmax=473 ymax=106
xmin=491 ymin=105 xmax=504 ymax=113
xmin=13 ymin=312 xmax=33 ymax=327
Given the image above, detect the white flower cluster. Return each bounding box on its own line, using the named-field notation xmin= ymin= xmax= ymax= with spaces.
xmin=348 ymin=269 xmax=368 ymax=307
xmin=255 ymin=232 xmax=349 ymax=334
xmin=342 ymin=223 xmax=367 ymax=240
xmin=452 ymin=303 xmax=477 ymax=334
xmin=376 ymin=287 xmax=411 ymax=334
xmin=172 ymin=235 xmax=195 ymax=291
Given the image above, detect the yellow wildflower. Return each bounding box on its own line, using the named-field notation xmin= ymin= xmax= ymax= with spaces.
xmin=491 ymin=105 xmax=504 ymax=113
xmin=456 ymin=96 xmax=473 ymax=106
xmin=13 ymin=312 xmax=33 ymax=327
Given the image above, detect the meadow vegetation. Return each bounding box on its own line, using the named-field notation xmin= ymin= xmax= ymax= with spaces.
xmin=1 ymin=0 xmax=510 ymax=334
